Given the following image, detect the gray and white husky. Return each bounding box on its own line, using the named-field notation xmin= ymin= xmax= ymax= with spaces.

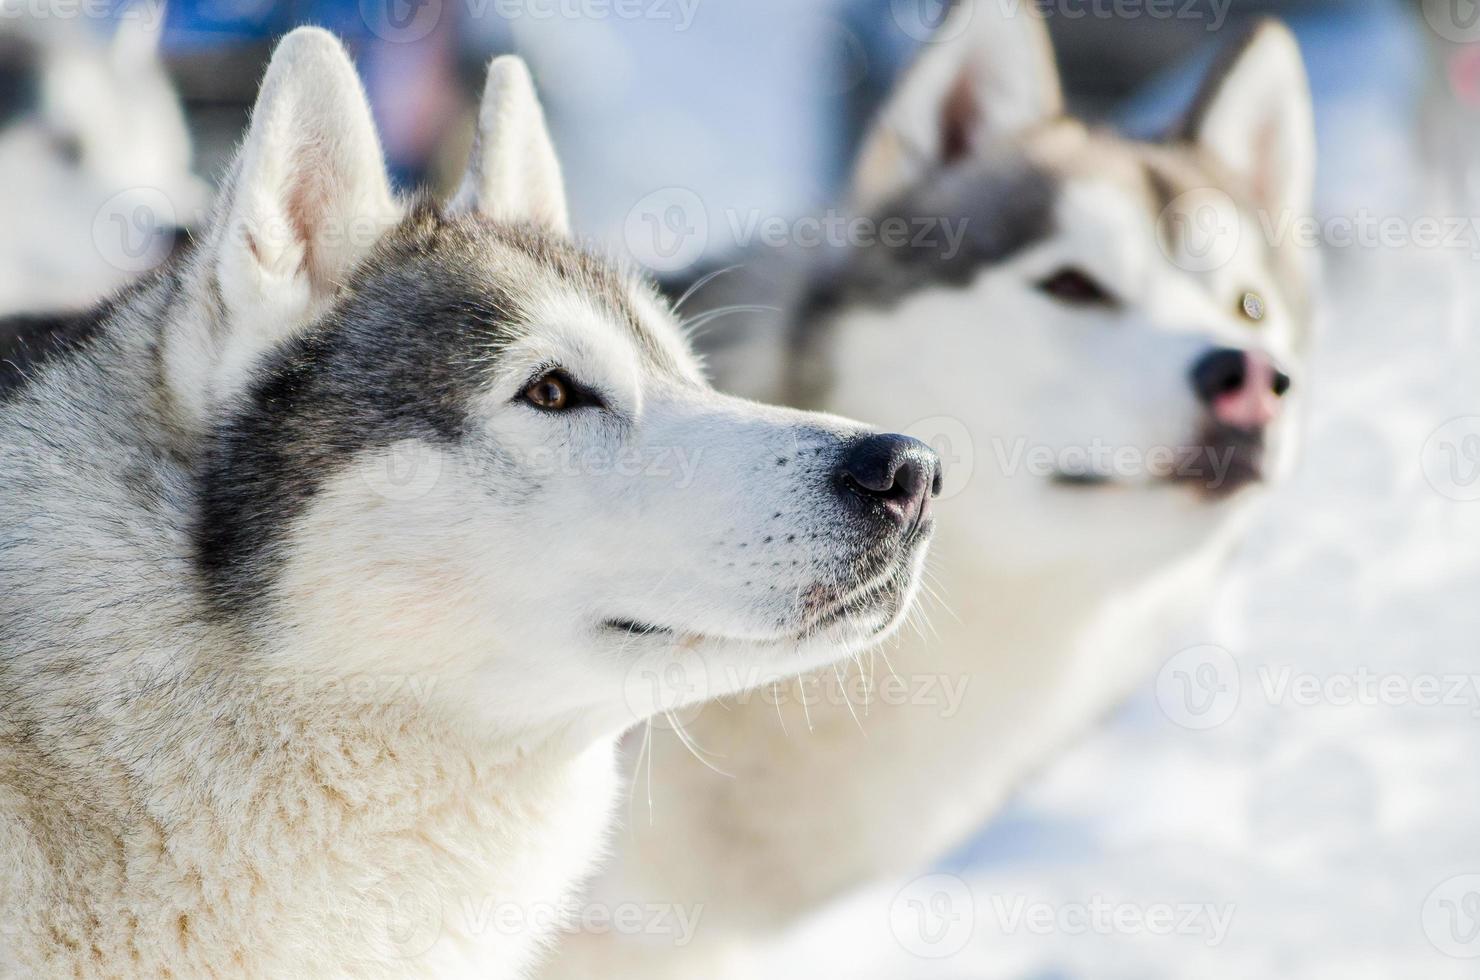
xmin=0 ymin=3 xmax=206 ymax=313
xmin=552 ymin=2 xmax=1315 ymax=975
xmin=0 ymin=28 xmax=937 ymax=977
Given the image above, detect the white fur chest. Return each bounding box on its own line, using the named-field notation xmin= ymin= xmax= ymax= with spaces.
xmin=233 ymin=734 xmax=622 ymax=980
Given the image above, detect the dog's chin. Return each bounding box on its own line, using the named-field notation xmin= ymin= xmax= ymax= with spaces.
xmin=1049 ymin=425 xmax=1271 ymax=503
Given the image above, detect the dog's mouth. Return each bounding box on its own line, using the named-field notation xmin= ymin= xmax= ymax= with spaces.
xmin=1050 ymin=424 xmax=1267 ymax=501
xmin=1167 ymin=424 xmax=1266 ymax=500
xmin=602 ymin=618 xmax=677 ymax=639
xmin=599 ymin=618 xmax=792 ymax=647
xmin=1051 ymin=470 xmax=1116 ymax=489
xmin=793 ymin=543 xmax=925 ymax=641
xmin=602 ymin=546 xmax=922 ymax=649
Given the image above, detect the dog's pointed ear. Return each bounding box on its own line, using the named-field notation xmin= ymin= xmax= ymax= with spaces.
xmin=1180 ymin=19 xmax=1314 ymax=224
xmin=204 ymin=28 xmax=395 ymax=388
xmin=451 ymin=56 xmax=570 ymax=235
xmin=851 ymin=0 xmax=1062 ymax=211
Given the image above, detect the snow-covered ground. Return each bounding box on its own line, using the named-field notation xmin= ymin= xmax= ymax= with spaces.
xmin=757 ymin=12 xmax=1480 ymax=980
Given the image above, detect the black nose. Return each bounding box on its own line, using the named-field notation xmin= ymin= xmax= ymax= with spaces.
xmin=1190 ymin=348 xmax=1292 ymax=406
xmin=836 ymin=434 xmax=941 ymax=531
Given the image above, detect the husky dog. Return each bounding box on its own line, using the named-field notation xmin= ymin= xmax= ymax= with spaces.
xmin=0 ymin=5 xmax=207 ymax=313
xmin=0 ymin=28 xmax=938 ymax=978
xmin=550 ymin=4 xmax=1314 ymax=975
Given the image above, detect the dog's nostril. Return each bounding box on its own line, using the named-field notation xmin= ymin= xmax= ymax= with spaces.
xmin=890 ymin=458 xmax=928 ymax=503
xmin=1191 ymin=348 xmax=1250 ymax=405
xmin=1192 ymin=348 xmax=1292 ymax=405
xmin=1191 ymin=347 xmax=1290 ymax=430
xmin=836 ymin=434 xmax=941 ymax=529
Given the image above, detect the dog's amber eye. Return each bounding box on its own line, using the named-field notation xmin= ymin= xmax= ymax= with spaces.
xmin=1239 ymin=291 xmax=1266 ymax=323
xmin=524 ymin=373 xmax=570 ymax=411
xmin=1037 ymin=268 xmax=1115 ymax=307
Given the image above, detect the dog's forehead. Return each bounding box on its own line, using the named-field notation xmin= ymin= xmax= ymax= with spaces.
xmin=361 ymin=205 xmax=699 ymax=382
xmin=1026 ymin=126 xmax=1204 ymax=237
xmin=808 ymin=145 xmax=1060 ymax=312
xmin=822 ymin=121 xmax=1255 ymax=308
xmin=1025 ymin=124 xmax=1309 ymax=314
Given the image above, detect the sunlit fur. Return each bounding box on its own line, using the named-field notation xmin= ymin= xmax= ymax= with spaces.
xmin=0 ymin=31 xmax=929 ymax=977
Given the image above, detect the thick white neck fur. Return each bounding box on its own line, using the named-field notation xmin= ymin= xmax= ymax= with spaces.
xmin=3 ymin=627 xmax=619 ymax=977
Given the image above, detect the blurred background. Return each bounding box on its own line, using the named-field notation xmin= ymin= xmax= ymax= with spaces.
xmin=7 ymin=0 xmax=1480 ymax=975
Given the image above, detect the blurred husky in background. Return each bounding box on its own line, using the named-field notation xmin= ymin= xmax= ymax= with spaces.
xmin=549 ymin=2 xmax=1316 ymax=975
xmin=0 ymin=3 xmax=207 ymax=313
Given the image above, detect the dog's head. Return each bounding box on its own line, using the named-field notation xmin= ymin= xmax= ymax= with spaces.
xmin=0 ymin=9 xmax=207 ymax=307
xmin=802 ymin=4 xmax=1315 ymax=571
xmin=176 ymin=31 xmax=936 ymax=736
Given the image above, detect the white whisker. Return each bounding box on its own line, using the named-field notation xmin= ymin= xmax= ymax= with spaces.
xmin=665 ymin=711 xmax=733 ymax=778
xmin=672 ymin=263 xmax=743 ymax=315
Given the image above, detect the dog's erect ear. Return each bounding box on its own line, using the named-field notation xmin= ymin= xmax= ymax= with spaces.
xmin=451 ymin=56 xmax=570 ymax=235
xmin=203 ymin=28 xmax=395 ymax=393
xmin=1180 ymin=19 xmax=1314 ymax=223
xmin=852 ymin=0 xmax=1062 ymax=211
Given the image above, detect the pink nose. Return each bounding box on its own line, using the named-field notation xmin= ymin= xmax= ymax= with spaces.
xmin=1190 ymin=349 xmax=1291 ymax=430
